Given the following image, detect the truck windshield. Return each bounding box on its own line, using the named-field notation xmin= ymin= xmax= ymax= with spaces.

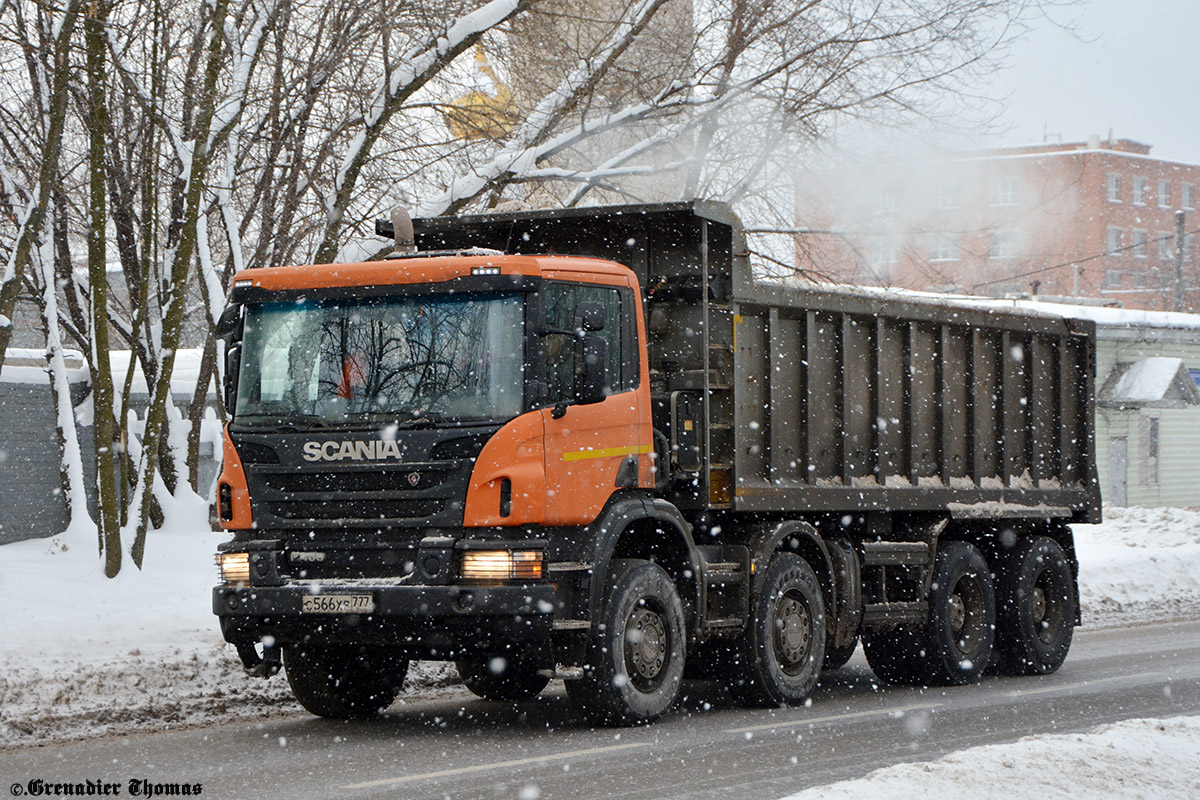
xmin=234 ymin=293 xmax=524 ymax=426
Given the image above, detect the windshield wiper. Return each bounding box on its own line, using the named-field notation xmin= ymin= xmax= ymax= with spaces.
xmin=362 ymin=412 xmax=445 ymax=428
xmin=239 ymin=414 xmax=339 ymax=431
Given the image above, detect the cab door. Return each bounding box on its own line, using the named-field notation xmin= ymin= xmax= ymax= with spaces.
xmin=540 ymin=279 xmax=650 ymax=526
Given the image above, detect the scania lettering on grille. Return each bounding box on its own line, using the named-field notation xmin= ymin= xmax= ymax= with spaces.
xmin=302 ymin=440 xmax=405 ymax=462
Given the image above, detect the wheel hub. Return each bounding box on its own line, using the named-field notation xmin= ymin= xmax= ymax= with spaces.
xmin=774 ymin=594 xmax=811 ymax=666
xmin=948 ymin=574 xmax=986 ymax=654
xmin=627 ymin=607 xmax=667 ymax=681
xmin=1031 ymin=587 xmax=1047 ymax=625
xmin=948 ymin=594 xmax=966 ymax=632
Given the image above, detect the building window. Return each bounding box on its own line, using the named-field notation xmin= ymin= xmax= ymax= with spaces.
xmin=1107 ymin=173 xmax=1121 ymax=203
xmin=1105 ymin=270 xmax=1122 ymax=288
xmin=1107 ymin=226 xmax=1123 ymax=255
xmin=879 ymin=188 xmax=899 ymax=213
xmin=1187 ymin=233 xmax=1195 ymax=262
xmin=933 ymin=184 xmax=958 ymax=210
xmin=1158 ymin=232 xmax=1174 ymax=261
xmin=990 ymin=177 xmax=1019 ymax=206
xmin=1133 ymin=229 xmax=1147 ymax=258
xmin=1184 ymin=183 xmax=1195 ymax=210
xmin=1158 ymin=180 xmax=1171 ymax=208
xmin=870 ymin=236 xmax=900 ymax=267
xmin=1133 ymin=272 xmax=1148 ymax=289
xmin=1141 ymin=416 xmax=1159 ymax=487
xmin=1133 ymin=177 xmax=1147 ymax=205
xmin=929 ymin=234 xmax=958 ymax=262
xmin=989 ymin=230 xmax=1018 ymax=259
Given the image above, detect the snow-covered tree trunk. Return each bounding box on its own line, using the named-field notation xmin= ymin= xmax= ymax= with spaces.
xmin=33 ymin=213 xmax=95 ymax=552
xmin=84 ymin=0 xmax=124 ymax=577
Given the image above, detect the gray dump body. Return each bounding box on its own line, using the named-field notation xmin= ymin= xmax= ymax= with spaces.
xmin=409 ymin=200 xmax=1101 ymax=524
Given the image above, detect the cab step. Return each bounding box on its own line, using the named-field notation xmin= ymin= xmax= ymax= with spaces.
xmin=861 ymin=541 xmax=930 ymax=567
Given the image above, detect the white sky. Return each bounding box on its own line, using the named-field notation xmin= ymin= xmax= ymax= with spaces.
xmin=981 ymin=0 xmax=1199 ymax=163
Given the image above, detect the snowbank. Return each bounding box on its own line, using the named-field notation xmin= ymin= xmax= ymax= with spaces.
xmin=0 ymin=505 xmax=1198 ymax=747
xmin=1075 ymin=505 xmax=1200 ymax=625
xmin=1 ymin=347 xmax=89 ymax=384
xmin=779 ymin=716 xmax=1200 ymax=800
xmin=0 ymin=494 xmax=456 ymax=747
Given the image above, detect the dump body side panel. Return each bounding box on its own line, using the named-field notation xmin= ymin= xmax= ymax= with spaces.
xmin=729 ymin=288 xmax=1098 ymax=520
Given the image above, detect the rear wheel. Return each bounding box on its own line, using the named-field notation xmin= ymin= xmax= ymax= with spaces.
xmin=865 ymin=541 xmax=996 ymax=686
xmin=917 ymin=541 xmax=996 ymax=685
xmin=729 ymin=554 xmax=826 ymax=707
xmin=994 ymin=535 xmax=1076 ymax=675
xmin=456 ymin=655 xmax=550 ymax=701
xmin=566 ymin=559 xmax=686 ymax=726
xmin=283 ymin=644 xmax=408 ymax=719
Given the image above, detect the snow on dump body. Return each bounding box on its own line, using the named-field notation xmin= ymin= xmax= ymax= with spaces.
xmin=1110 ymin=356 xmax=1188 ymax=402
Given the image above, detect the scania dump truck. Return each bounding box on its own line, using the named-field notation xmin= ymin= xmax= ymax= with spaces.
xmin=213 ymin=201 xmax=1099 ymax=725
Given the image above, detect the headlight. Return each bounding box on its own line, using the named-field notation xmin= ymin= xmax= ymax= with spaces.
xmin=459 ymin=549 xmax=543 ymax=582
xmin=216 ymin=552 xmax=250 ymax=584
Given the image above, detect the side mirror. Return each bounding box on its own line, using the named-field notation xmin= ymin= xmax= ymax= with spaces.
xmin=224 ymin=345 xmax=242 ymax=412
xmin=214 ymin=304 xmax=243 ymax=339
xmin=575 ymin=334 xmax=609 ymax=406
xmin=573 ymin=300 xmax=605 ymax=334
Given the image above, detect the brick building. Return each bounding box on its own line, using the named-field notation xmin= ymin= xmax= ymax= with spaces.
xmin=793 ymin=137 xmax=1200 ymax=312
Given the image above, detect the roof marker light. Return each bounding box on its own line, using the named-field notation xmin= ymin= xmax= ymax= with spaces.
xmin=234 ymin=279 xmax=253 ymax=288
xmin=471 ymin=266 xmax=502 ymax=276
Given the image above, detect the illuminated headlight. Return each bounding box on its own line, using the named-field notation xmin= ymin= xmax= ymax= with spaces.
xmin=459 ymin=550 xmax=543 ymax=582
xmin=233 ymin=279 xmax=253 ymax=288
xmin=216 ymin=552 xmax=251 ymax=584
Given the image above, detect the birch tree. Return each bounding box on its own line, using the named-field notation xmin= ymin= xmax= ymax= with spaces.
xmin=0 ymin=0 xmax=85 ymax=373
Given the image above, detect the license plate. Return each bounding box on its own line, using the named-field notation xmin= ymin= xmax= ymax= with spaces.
xmin=301 ymin=594 xmax=375 ymax=614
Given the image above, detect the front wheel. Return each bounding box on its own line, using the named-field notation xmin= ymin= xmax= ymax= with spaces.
xmin=566 ymin=559 xmax=686 ymax=726
xmin=994 ymin=535 xmax=1076 ymax=675
xmin=283 ymin=644 xmax=408 ymax=719
xmin=729 ymin=553 xmax=826 ymax=707
xmin=456 ymin=655 xmax=550 ymax=701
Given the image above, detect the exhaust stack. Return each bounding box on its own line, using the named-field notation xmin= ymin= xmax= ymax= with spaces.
xmin=391 ymin=207 xmax=416 ymax=255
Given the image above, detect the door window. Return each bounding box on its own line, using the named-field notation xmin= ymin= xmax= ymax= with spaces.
xmin=542 ymin=282 xmax=630 ymax=404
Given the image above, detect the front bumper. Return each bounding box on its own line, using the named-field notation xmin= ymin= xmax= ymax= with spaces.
xmin=214 ymin=582 xmax=557 ymax=658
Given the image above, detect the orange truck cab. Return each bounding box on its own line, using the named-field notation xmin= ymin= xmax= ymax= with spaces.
xmin=214 ymin=202 xmax=1095 ymax=726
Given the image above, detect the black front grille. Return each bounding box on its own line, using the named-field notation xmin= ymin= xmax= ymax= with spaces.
xmin=268 ymin=499 xmax=445 ymax=520
xmin=260 ymin=468 xmax=450 ymax=493
xmin=232 ymin=426 xmax=498 ymax=529
xmin=283 ymin=548 xmax=417 ymax=580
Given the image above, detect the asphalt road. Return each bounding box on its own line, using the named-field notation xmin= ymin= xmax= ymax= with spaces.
xmin=5 ymin=619 xmax=1200 ymax=799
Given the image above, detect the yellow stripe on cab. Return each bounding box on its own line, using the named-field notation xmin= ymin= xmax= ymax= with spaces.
xmin=562 ymin=444 xmax=653 ymax=462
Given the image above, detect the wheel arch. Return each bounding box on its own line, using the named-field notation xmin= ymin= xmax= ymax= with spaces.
xmin=580 ymin=494 xmax=703 ymax=639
